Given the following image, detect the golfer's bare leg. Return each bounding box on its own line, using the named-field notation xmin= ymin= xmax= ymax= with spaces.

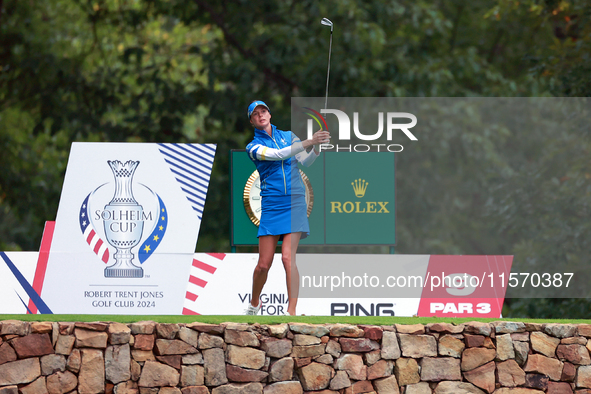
xmin=282 ymin=232 xmax=301 ymax=315
xmin=251 ymin=235 xmax=280 ymax=307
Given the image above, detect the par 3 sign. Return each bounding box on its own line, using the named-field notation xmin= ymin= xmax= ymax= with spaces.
xmin=304 ymin=108 xmax=417 ymax=152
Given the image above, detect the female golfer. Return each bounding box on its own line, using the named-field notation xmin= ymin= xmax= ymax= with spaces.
xmin=245 ymin=100 xmax=329 ymax=315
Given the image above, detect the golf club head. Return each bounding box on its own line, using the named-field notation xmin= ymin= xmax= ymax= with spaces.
xmin=321 ymin=18 xmax=333 ymax=32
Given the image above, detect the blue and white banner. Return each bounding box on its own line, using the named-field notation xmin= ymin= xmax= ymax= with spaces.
xmin=0 ymin=252 xmax=41 ymax=314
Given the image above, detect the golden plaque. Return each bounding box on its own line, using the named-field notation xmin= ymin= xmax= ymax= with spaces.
xmin=243 ymin=170 xmax=314 ymax=226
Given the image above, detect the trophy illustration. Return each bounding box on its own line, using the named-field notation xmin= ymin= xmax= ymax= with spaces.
xmin=103 ymin=160 xmax=144 ymax=278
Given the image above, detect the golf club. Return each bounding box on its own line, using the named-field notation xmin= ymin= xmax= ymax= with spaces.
xmin=321 ymin=18 xmax=333 ymax=110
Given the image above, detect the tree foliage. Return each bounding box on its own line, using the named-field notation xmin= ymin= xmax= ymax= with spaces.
xmin=1 ymin=0 xmax=590 ymax=316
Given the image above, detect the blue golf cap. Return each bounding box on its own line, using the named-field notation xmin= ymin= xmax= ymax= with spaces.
xmin=247 ymin=100 xmax=270 ymax=119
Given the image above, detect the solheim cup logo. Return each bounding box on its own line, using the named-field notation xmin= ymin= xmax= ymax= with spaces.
xmin=103 ymin=160 xmax=144 ymax=278
xmin=79 ymin=159 xmax=168 ymax=278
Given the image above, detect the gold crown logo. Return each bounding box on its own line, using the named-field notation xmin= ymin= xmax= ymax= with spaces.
xmin=351 ymin=178 xmax=368 ymax=198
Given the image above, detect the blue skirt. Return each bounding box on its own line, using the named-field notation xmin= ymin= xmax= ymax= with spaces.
xmin=258 ymin=194 xmax=310 ymax=239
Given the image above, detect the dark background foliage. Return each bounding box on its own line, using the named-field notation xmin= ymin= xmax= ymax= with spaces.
xmin=1 ymin=0 xmax=590 ymax=317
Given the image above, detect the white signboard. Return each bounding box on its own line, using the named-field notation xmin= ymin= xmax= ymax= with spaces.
xmin=0 ymin=141 xmax=510 ymax=317
xmin=41 ymin=142 xmax=216 ymax=314
xmin=181 ymin=253 xmax=423 ymax=317
xmin=2 ymin=250 xmax=509 ymax=317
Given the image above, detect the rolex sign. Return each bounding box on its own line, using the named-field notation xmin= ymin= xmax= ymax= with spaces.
xmin=324 ymin=152 xmax=395 ymax=244
xmin=231 ymin=151 xmax=395 ymax=246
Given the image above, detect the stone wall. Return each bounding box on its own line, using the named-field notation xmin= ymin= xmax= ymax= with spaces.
xmin=1 ymin=320 xmax=591 ymax=394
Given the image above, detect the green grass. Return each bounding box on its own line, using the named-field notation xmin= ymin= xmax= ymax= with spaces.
xmin=2 ymin=315 xmax=590 ymax=325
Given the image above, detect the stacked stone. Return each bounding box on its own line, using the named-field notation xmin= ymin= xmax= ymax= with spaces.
xmin=2 ymin=320 xmax=591 ymax=393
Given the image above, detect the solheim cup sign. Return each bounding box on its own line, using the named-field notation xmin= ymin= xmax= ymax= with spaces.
xmin=41 ymin=142 xmax=216 ymax=314
xmin=81 ymin=160 xmax=168 ymax=279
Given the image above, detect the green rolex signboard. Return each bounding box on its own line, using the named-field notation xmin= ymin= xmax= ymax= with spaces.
xmin=231 ymin=151 xmax=395 ymax=246
xmin=323 ymin=153 xmax=395 ymax=244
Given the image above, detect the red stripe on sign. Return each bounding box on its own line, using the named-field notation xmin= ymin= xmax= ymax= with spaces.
xmin=28 ymin=221 xmax=55 ymax=314
xmin=93 ymin=239 xmax=103 ymax=254
xmin=185 ymin=291 xmax=198 ymax=302
xmin=189 ymin=276 xmax=207 ymax=288
xmin=192 ymin=259 xmax=216 ymax=274
xmin=207 ymin=253 xmax=226 ymax=260
xmin=87 ymin=229 xmax=96 ymax=244
xmin=182 ymin=307 xmax=199 ymax=315
xmin=102 ymin=248 xmax=109 ymax=264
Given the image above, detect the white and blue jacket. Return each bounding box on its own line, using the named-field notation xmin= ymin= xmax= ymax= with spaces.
xmin=246 ymin=124 xmax=319 ymax=197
